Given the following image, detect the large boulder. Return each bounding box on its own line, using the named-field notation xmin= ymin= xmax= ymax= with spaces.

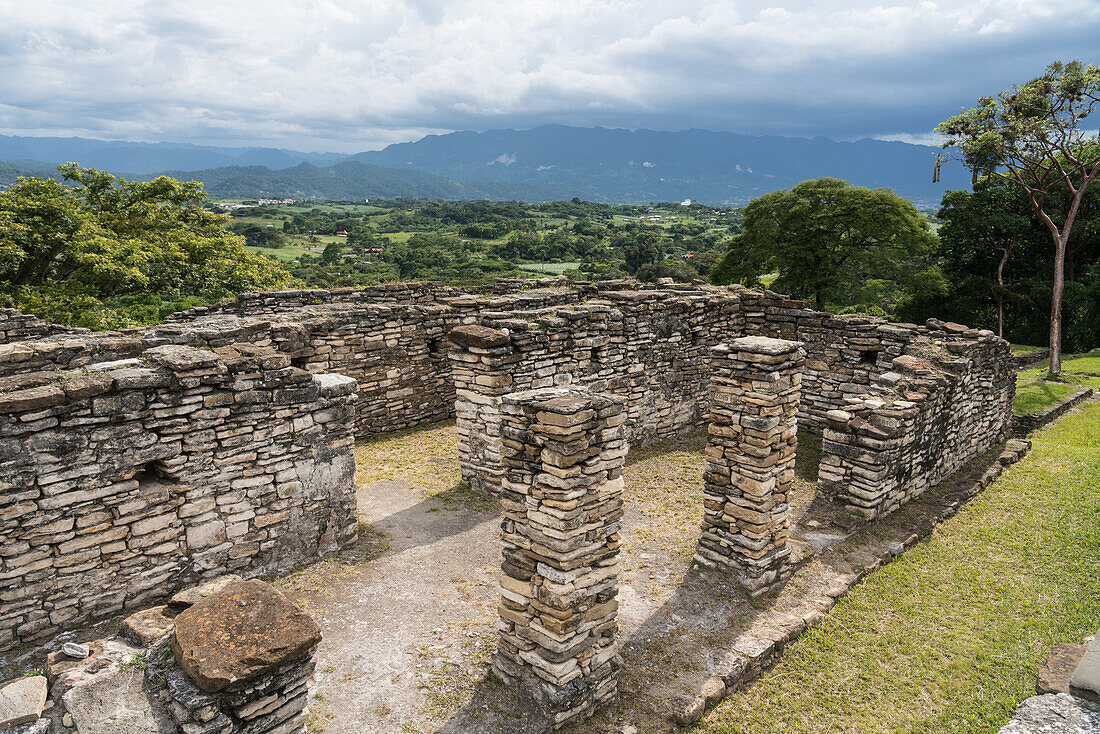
xmin=170 ymin=580 xmax=321 ymax=693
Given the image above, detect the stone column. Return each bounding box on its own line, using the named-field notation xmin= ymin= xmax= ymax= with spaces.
xmin=448 ymin=324 xmax=517 ymax=494
xmin=695 ymin=336 xmax=804 ymax=597
xmin=493 ymin=387 xmax=626 ymax=730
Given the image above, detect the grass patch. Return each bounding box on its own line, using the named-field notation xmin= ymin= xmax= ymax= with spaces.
xmin=697 ymin=400 xmax=1100 ymax=734
xmin=354 ymin=419 xmax=461 ymax=497
xmin=1013 ymin=379 xmax=1080 ymax=415
xmin=623 ymin=429 xmax=708 ymax=560
xmin=517 ymin=261 xmax=582 ymax=275
xmin=1009 ymin=344 xmax=1044 ymax=355
xmin=1019 ymin=350 xmax=1100 ymax=389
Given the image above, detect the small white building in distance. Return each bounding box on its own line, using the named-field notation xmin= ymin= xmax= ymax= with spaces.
xmin=681 ymin=199 xmax=692 ymax=206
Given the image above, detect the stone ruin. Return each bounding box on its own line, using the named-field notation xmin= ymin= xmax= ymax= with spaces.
xmin=0 ymin=277 xmax=1017 ymax=731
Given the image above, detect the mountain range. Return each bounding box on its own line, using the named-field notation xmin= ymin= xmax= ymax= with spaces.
xmin=0 ymin=125 xmax=968 ymax=206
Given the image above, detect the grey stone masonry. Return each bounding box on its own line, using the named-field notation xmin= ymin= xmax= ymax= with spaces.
xmin=0 ymin=343 xmax=358 ymax=654
xmin=493 ymin=387 xmax=626 ymax=730
xmin=817 ymin=325 xmax=1015 ymax=520
xmin=22 ymin=577 xmax=321 ymax=734
xmin=695 ymin=337 xmax=805 ymax=597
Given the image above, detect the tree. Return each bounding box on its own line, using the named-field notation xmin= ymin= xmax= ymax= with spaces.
xmin=936 ymin=182 xmax=1031 ymax=337
xmin=0 ymin=164 xmax=298 ymax=328
xmin=710 ymin=178 xmax=936 ymax=311
xmin=937 ymin=60 xmax=1100 ymax=374
xmin=321 ymin=241 xmax=342 ymax=264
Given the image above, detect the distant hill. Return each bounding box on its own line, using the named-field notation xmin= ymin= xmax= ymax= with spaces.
xmin=0 ymin=160 xmax=56 ymax=188
xmin=348 ymin=125 xmax=968 ymax=206
xmin=150 ymin=161 xmax=555 ymax=201
xmin=0 ymin=134 xmax=343 ymax=174
xmin=0 ymin=125 xmax=970 ymax=205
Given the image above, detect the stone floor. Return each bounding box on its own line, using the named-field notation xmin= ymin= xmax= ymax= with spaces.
xmin=265 ymin=422 xmax=1016 ymax=734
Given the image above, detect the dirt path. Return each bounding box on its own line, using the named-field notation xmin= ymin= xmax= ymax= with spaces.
xmin=275 ymin=421 xmax=937 ymax=734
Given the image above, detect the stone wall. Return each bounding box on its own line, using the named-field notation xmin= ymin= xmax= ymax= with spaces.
xmin=449 ymin=289 xmax=743 ymax=493
xmin=695 ymin=337 xmax=804 ymax=595
xmin=0 ymin=308 xmax=78 ymax=343
xmin=0 ymin=342 xmax=358 ymax=653
xmin=817 ymin=327 xmax=1016 ymax=519
xmin=0 ymin=278 xmax=1017 ymax=654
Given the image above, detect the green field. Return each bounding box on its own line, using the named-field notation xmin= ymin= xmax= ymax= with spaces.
xmin=243 ymin=242 xmax=318 ymax=262
xmin=698 ymin=399 xmax=1100 ymax=734
xmin=1008 ymin=350 xmax=1100 ymax=414
xmin=1019 ymin=350 xmax=1100 ymax=387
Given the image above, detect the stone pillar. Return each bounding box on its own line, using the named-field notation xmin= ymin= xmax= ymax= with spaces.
xmin=695 ymin=336 xmax=804 ymax=597
xmin=448 ymin=324 xmax=517 ymax=494
xmin=493 ymin=387 xmax=626 ymax=729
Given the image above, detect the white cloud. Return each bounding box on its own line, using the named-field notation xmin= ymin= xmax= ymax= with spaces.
xmin=0 ymin=0 xmax=1097 ymax=151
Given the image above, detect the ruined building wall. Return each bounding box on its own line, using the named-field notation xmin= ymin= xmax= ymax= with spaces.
xmin=0 ymin=342 xmax=358 ymax=653
xmin=448 ymin=284 xmax=1013 ymax=511
xmin=817 ymin=328 xmax=1015 ymax=519
xmin=449 ymin=289 xmax=743 ymax=493
xmin=0 ymin=279 xmax=1016 ymax=656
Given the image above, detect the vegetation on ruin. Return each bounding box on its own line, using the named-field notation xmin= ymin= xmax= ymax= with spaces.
xmin=697 ymin=399 xmax=1100 ymax=734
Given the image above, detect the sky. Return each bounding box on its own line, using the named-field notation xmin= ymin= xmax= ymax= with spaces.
xmin=1 ymin=0 xmax=1098 ymax=154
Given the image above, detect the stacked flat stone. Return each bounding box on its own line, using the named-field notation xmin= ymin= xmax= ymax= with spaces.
xmin=696 ymin=337 xmax=805 ymax=597
xmin=170 ymin=580 xmax=320 ymax=734
xmin=0 ymin=343 xmax=357 ymax=653
xmin=817 ymin=328 xmax=1016 ymax=520
xmin=449 ymin=324 xmax=518 ymax=494
xmin=24 ymin=578 xmax=320 ymax=734
xmin=493 ymin=387 xmax=626 ymax=729
xmin=449 ymin=290 xmax=742 ymax=495
xmin=0 ymin=278 xmax=1018 ymax=656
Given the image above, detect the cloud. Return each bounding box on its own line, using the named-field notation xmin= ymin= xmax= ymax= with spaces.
xmin=0 ymin=0 xmax=1098 ymax=151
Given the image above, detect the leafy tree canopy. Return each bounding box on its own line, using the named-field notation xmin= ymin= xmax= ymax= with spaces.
xmin=936 ymin=60 xmax=1100 ymax=372
xmin=710 ymin=177 xmax=936 ymax=311
xmin=0 ymin=164 xmax=298 ymax=328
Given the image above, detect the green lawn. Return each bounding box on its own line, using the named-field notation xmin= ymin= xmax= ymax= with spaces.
xmin=1009 ymin=343 xmax=1045 ymax=355
xmin=1013 ymin=379 xmax=1080 ymax=415
xmin=1019 ymin=350 xmax=1100 ymax=389
xmin=697 ymin=399 xmax=1100 ymax=734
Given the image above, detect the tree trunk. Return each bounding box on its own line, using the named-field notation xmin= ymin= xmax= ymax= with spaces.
xmin=997 ymin=295 xmax=1004 ymax=339
xmin=995 ymin=247 xmax=1010 ymax=340
xmin=1049 ymin=235 xmax=1067 ymax=375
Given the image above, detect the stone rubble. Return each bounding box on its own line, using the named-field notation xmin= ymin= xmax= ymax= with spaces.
xmin=2 ymin=577 xmax=320 ymax=734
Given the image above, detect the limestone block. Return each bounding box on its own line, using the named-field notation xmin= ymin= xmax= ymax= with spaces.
xmin=0 ymin=675 xmax=47 ymax=726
